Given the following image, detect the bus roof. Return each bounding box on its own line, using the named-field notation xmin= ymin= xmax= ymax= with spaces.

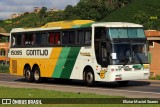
xmin=92 ymin=22 xmax=143 ymax=28
xmin=11 ymin=20 xmax=94 ymax=33
xmin=11 ymin=20 xmax=143 ymax=33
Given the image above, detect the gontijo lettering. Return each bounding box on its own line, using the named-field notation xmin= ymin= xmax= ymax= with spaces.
xmin=26 ymin=50 xmax=48 ymax=56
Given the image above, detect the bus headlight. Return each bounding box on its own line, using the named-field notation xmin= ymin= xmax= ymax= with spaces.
xmin=143 ymin=64 xmax=149 ymax=70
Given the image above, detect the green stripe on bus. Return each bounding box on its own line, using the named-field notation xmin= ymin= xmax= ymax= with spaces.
xmin=60 ymin=47 xmax=81 ymax=79
xmin=133 ymin=64 xmax=143 ymax=69
xmin=52 ymin=47 xmax=71 ymax=78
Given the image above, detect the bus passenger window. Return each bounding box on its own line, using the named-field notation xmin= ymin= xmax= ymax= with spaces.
xmin=35 ymin=33 xmax=42 ymax=45
xmin=55 ymin=32 xmax=60 ymax=44
xmin=49 ymin=32 xmax=60 ymax=45
xmin=85 ymin=31 xmax=91 ymax=44
xmin=77 ymin=31 xmax=84 ymax=44
xmin=62 ymin=31 xmax=69 ymax=44
xmin=42 ymin=33 xmax=48 ymax=45
xmin=35 ymin=33 xmax=47 ymax=45
xmin=24 ymin=34 xmax=35 ymax=45
xmin=12 ymin=35 xmax=16 ymax=46
xmin=15 ymin=34 xmax=22 ymax=46
xmin=69 ymin=31 xmax=75 ymax=44
xmin=49 ymin=33 xmax=54 ymax=44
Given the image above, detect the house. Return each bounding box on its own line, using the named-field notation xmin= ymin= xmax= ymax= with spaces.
xmin=49 ymin=8 xmax=59 ymax=12
xmin=10 ymin=13 xmax=22 ymax=19
xmin=34 ymin=7 xmax=41 ymax=13
xmin=0 ymin=33 xmax=9 ymax=65
xmin=145 ymin=30 xmax=160 ymax=76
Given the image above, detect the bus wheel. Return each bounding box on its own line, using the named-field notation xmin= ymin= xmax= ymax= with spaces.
xmin=25 ymin=67 xmax=34 ymax=82
xmin=117 ymin=81 xmax=129 ymax=86
xmin=84 ymin=69 xmax=95 ymax=87
xmin=33 ymin=67 xmax=42 ymax=83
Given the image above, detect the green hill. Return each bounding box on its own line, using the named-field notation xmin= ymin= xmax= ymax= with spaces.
xmin=1 ymin=0 xmax=160 ymax=32
xmin=0 ymin=11 xmax=63 ymax=32
xmin=103 ymin=0 xmax=160 ymax=29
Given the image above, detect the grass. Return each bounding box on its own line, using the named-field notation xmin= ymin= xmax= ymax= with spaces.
xmin=0 ymin=65 xmax=9 ymax=73
xmin=0 ymin=86 xmax=159 ymax=107
xmin=0 ymin=86 xmax=122 ymax=98
xmin=149 ymin=75 xmax=160 ymax=80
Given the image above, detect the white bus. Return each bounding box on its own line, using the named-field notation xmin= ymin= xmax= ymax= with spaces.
xmin=9 ymin=20 xmax=150 ymax=86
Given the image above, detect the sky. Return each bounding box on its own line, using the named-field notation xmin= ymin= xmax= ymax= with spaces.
xmin=0 ymin=0 xmax=80 ymax=20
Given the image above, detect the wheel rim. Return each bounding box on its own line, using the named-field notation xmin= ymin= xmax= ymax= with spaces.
xmin=34 ymin=70 xmax=39 ymax=81
xmin=86 ymin=72 xmax=93 ymax=83
xmin=26 ymin=70 xmax=31 ymax=80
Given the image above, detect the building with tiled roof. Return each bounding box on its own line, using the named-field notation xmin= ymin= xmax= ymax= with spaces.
xmin=145 ymin=30 xmax=160 ymax=76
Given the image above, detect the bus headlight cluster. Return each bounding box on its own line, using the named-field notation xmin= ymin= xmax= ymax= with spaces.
xmin=143 ymin=64 xmax=149 ymax=70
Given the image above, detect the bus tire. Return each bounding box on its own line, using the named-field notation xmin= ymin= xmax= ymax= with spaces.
xmin=33 ymin=67 xmax=42 ymax=83
xmin=24 ymin=67 xmax=34 ymax=82
xmin=117 ymin=81 xmax=129 ymax=86
xmin=84 ymin=69 xmax=95 ymax=87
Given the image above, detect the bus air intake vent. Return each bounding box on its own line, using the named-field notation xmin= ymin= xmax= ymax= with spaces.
xmin=12 ymin=60 xmax=17 ymax=73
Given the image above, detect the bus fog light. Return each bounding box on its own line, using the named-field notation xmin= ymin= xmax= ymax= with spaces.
xmin=144 ymin=73 xmax=149 ymax=76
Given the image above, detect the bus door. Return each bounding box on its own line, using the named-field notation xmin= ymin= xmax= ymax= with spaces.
xmin=94 ymin=27 xmax=110 ymax=67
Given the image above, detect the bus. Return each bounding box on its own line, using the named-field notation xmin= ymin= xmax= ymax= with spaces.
xmin=0 ymin=33 xmax=9 ymax=65
xmin=9 ymin=20 xmax=150 ymax=86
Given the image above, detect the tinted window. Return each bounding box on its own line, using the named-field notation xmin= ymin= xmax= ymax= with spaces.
xmin=77 ymin=31 xmax=84 ymax=44
xmin=62 ymin=31 xmax=69 ymax=44
xmin=48 ymin=32 xmax=60 ymax=45
xmin=24 ymin=34 xmax=35 ymax=45
xmin=85 ymin=30 xmax=91 ymax=44
xmin=35 ymin=33 xmax=48 ymax=45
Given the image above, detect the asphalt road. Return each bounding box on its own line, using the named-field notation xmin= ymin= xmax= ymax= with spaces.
xmin=0 ymin=73 xmax=160 ymax=98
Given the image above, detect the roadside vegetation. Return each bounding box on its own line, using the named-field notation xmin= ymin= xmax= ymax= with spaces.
xmin=0 ymin=86 xmax=159 ymax=107
xmin=149 ymin=75 xmax=160 ymax=80
xmin=0 ymin=65 xmax=9 ymax=73
xmin=0 ymin=86 xmax=123 ymax=98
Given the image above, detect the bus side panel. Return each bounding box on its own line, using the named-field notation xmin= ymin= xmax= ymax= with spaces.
xmin=52 ymin=47 xmax=71 ymax=78
xmin=69 ymin=47 xmax=97 ymax=80
xmin=60 ymin=47 xmax=81 ymax=79
xmin=10 ymin=58 xmax=30 ymax=76
xmin=40 ymin=47 xmax=62 ymax=77
xmin=52 ymin=47 xmax=81 ymax=79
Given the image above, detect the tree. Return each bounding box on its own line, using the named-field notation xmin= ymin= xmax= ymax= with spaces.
xmin=64 ymin=0 xmax=109 ymax=21
xmin=39 ymin=7 xmax=47 ymax=19
xmin=133 ymin=11 xmax=152 ymax=29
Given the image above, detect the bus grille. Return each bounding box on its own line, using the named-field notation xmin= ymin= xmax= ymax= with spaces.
xmin=12 ymin=60 xmax=17 ymax=73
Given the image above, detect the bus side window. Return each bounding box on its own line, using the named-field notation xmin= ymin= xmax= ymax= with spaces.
xmin=12 ymin=35 xmax=16 ymax=46
xmin=62 ymin=31 xmax=69 ymax=44
xmin=35 ymin=33 xmax=42 ymax=45
xmin=35 ymin=33 xmax=47 ymax=45
xmin=55 ymin=32 xmax=60 ymax=44
xmin=85 ymin=30 xmax=91 ymax=45
xmin=77 ymin=30 xmax=84 ymax=44
xmin=49 ymin=33 xmax=54 ymax=44
xmin=49 ymin=32 xmax=60 ymax=45
xmin=42 ymin=33 xmax=48 ymax=45
xmin=24 ymin=34 xmax=35 ymax=45
xmin=69 ymin=31 xmax=75 ymax=44
xmin=15 ymin=34 xmax=22 ymax=46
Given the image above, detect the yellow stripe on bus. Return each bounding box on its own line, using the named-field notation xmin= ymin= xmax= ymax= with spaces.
xmin=41 ymin=47 xmax=62 ymax=77
xmin=10 ymin=48 xmax=62 ymax=78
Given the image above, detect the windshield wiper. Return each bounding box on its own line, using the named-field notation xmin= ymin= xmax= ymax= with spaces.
xmin=119 ymin=58 xmax=130 ymax=69
xmin=135 ymin=53 xmax=143 ymax=65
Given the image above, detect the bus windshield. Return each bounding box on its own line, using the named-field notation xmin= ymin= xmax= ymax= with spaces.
xmin=109 ymin=28 xmax=145 ymax=38
xmin=111 ymin=43 xmax=148 ymax=65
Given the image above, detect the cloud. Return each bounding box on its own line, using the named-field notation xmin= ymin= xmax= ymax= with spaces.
xmin=0 ymin=0 xmax=80 ymax=20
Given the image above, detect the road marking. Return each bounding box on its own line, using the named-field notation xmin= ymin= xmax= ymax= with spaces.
xmin=0 ymin=81 xmax=160 ymax=95
xmin=150 ymin=84 xmax=160 ymax=87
